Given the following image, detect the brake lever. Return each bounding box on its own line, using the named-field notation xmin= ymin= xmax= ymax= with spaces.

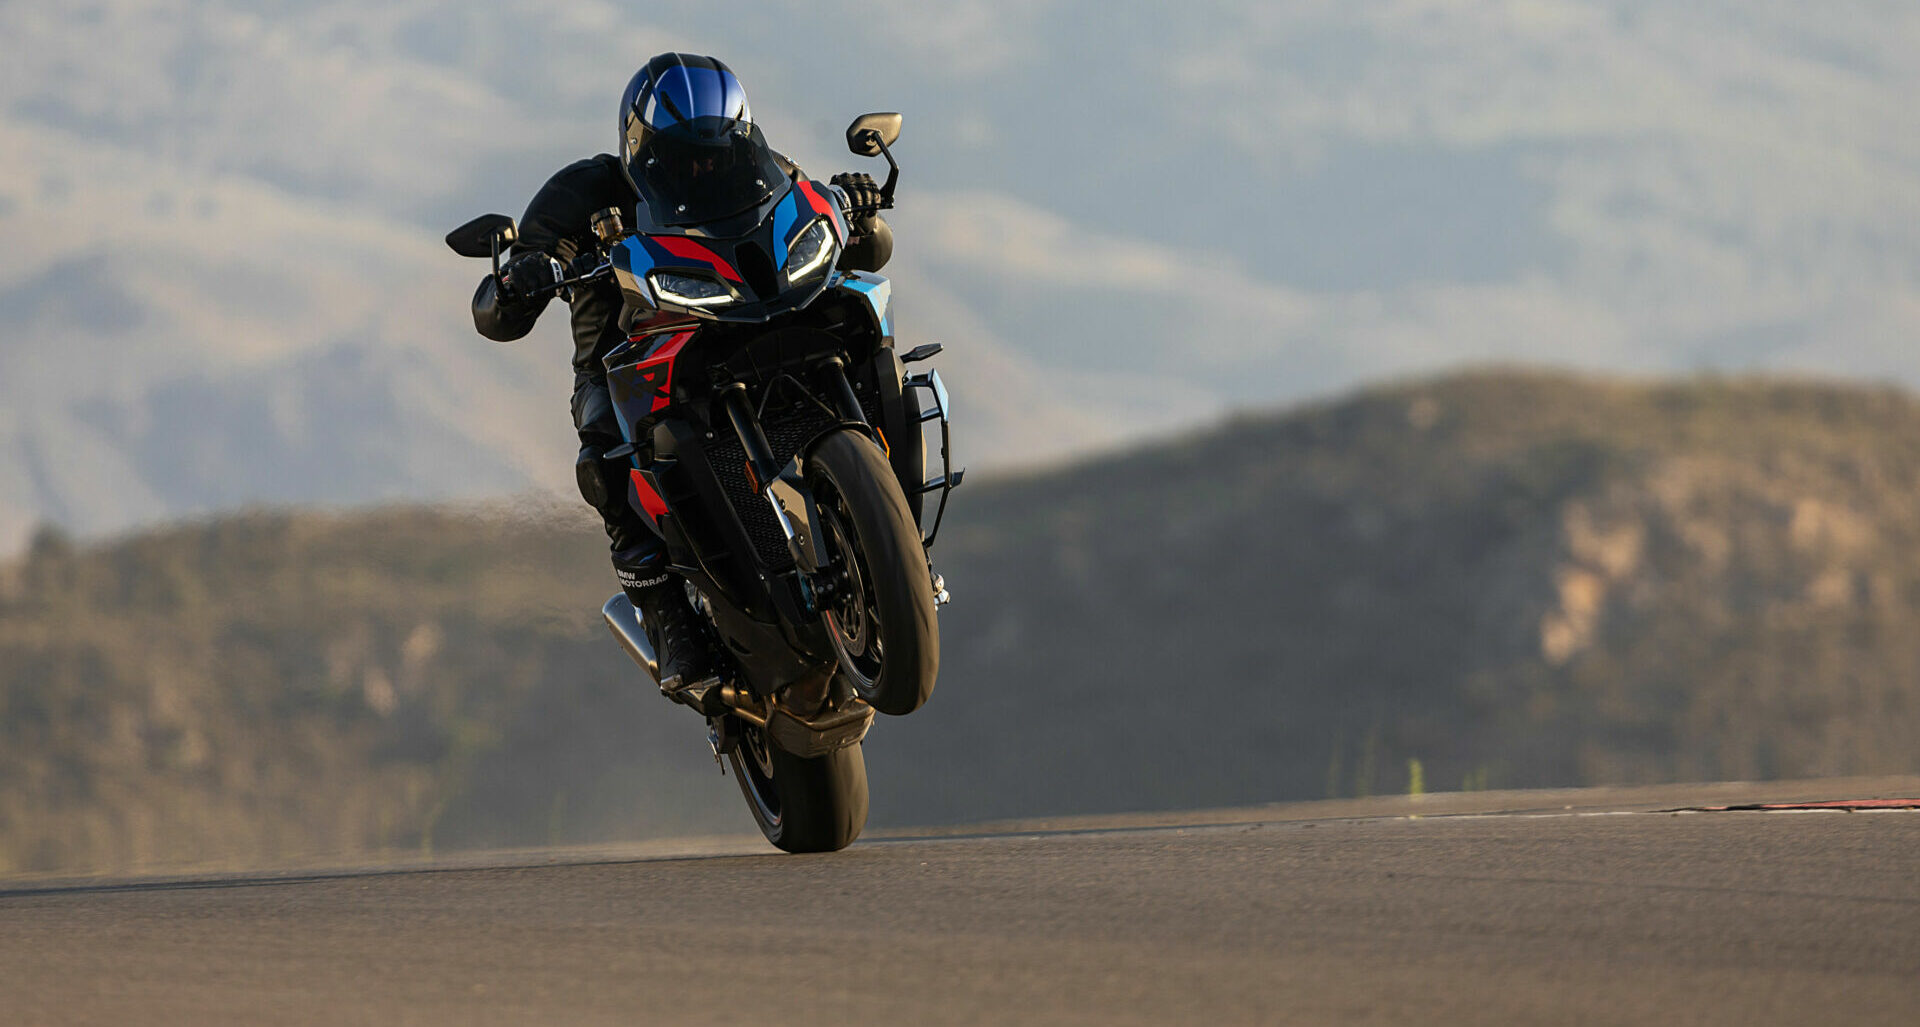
xmin=556 ymin=262 xmax=613 ymax=289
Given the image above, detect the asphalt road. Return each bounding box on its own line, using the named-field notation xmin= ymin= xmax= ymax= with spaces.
xmin=4 ymin=781 xmax=1917 ymax=1026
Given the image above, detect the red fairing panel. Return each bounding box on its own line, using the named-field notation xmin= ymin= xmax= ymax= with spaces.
xmin=629 ymin=468 xmax=671 ymax=519
xmin=799 ymin=180 xmax=846 ymax=243
xmin=634 ymin=330 xmax=695 ymax=414
xmin=651 ymin=235 xmax=743 ymax=283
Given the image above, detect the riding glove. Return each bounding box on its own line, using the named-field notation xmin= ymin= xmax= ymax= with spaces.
xmin=498 ymin=250 xmax=563 ymax=304
xmin=830 ymin=172 xmax=886 ymax=216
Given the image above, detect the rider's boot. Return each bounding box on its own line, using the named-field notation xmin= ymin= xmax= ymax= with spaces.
xmin=628 ymin=575 xmax=722 ymax=704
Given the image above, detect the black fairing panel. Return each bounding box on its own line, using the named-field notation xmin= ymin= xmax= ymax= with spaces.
xmin=654 ymin=416 xmax=770 ymax=617
xmin=652 ymin=419 xmax=829 ymax=697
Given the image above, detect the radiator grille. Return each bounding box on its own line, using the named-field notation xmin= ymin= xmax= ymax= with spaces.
xmin=705 ymin=392 xmax=884 ymax=569
xmin=704 ymin=411 xmax=818 ymax=568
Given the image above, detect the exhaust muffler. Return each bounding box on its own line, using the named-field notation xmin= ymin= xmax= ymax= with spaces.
xmin=601 ymin=593 xmax=661 ymax=687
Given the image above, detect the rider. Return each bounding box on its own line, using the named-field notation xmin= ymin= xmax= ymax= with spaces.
xmin=470 ymin=53 xmax=893 ymax=695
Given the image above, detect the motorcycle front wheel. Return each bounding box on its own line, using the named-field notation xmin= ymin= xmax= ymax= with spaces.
xmin=808 ymin=429 xmax=940 ymax=716
xmin=728 ymin=723 xmax=868 ymax=853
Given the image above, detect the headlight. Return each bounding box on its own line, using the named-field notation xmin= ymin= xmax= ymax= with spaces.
xmin=783 ymin=218 xmax=834 ymax=282
xmin=649 ymin=271 xmax=734 ymax=308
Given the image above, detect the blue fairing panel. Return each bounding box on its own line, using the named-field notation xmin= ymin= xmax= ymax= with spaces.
xmin=771 ymin=189 xmax=800 ymax=264
xmin=613 ymin=237 xmax=659 ymax=308
xmin=835 ymin=271 xmax=893 ymax=340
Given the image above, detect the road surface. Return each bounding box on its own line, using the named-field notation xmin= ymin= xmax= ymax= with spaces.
xmin=4 ymin=780 xmax=1917 ymax=1025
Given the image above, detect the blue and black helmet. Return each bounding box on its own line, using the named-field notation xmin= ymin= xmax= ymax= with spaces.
xmin=620 ymin=54 xmax=786 ymax=227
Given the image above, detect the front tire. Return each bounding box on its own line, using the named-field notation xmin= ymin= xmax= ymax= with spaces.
xmin=809 ymin=429 xmax=940 ymax=716
xmin=728 ymin=725 xmax=868 ymax=853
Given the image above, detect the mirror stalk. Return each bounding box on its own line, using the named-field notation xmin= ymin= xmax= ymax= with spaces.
xmin=870 ymin=132 xmax=901 ymax=206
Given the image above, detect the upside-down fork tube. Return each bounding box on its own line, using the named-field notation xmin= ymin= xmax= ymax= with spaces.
xmin=717 ymin=383 xmax=783 ymax=498
xmin=824 ymin=357 xmax=867 ymax=425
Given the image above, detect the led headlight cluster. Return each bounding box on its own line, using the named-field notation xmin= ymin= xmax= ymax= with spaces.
xmin=641 ymin=218 xmax=835 ymax=312
xmin=649 ymin=271 xmax=733 ymax=308
xmin=783 ymin=218 xmax=833 ymax=283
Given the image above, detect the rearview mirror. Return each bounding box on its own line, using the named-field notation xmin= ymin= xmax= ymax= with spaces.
xmin=846 ymin=112 xmax=903 ymax=157
xmin=445 ymin=213 xmax=517 ymax=259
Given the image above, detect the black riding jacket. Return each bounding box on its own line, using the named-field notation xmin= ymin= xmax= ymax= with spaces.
xmin=469 ymin=154 xmax=640 ymax=379
xmin=471 ymin=154 xmax=891 ymax=381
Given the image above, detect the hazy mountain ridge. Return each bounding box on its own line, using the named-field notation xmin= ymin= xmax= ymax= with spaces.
xmin=5 ymin=369 xmax=1920 ymax=875
xmin=902 ymin=369 xmax=1920 ymax=817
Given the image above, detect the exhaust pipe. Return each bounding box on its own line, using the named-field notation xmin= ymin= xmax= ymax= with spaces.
xmin=604 ymin=591 xmax=722 ymax=713
xmin=601 ymin=593 xmax=661 ymax=687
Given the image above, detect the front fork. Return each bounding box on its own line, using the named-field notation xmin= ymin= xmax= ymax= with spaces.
xmin=713 ymin=381 xmax=820 ymax=575
xmin=713 ymin=358 xmax=956 ymax=612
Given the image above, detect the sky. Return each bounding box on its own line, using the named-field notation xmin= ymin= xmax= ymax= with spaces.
xmin=2 ymin=0 xmax=1917 ymax=549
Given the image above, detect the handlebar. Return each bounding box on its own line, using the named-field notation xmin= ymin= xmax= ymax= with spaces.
xmin=536 ymin=259 xmax=612 ymax=303
xmin=506 ymin=255 xmax=612 ymax=305
xmin=557 ymin=262 xmax=613 ymax=291
xmin=519 ymin=173 xmax=897 ymax=303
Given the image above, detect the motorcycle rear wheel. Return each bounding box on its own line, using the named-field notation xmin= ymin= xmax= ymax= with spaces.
xmin=809 ymin=429 xmax=940 ymax=716
xmin=727 ymin=723 xmax=868 ymax=853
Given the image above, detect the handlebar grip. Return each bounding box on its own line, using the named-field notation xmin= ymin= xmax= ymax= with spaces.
xmin=498 ymin=255 xmax=569 ymax=303
xmin=830 ymin=183 xmax=889 ymax=217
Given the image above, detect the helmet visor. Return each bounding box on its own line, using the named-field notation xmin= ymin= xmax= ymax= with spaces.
xmin=634 ymin=121 xmax=786 ymax=227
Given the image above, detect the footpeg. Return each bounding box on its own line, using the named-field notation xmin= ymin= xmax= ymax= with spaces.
xmin=662 ymin=673 xmax=727 ymax=715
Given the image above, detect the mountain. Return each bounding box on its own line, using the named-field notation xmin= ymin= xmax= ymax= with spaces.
xmin=6 ymin=369 xmax=1920 ymax=876
xmin=5 ymin=2 xmax=1920 ymax=550
xmin=898 ymin=368 xmax=1920 ymax=816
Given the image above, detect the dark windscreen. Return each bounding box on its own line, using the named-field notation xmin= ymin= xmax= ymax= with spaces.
xmin=637 ymin=122 xmax=787 ymax=227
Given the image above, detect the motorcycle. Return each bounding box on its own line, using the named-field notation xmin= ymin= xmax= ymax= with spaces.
xmin=447 ymin=113 xmax=959 ymax=853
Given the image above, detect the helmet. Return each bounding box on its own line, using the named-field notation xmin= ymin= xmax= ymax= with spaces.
xmin=619 ymin=54 xmax=787 ymax=228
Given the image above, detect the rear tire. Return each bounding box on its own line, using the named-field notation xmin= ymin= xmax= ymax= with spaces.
xmin=809 ymin=429 xmax=940 ymax=716
xmin=728 ymin=725 xmax=868 ymax=853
